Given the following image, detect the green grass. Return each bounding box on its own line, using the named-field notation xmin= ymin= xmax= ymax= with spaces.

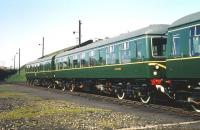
xmin=0 ymin=99 xmax=110 ymax=120
xmin=0 ymin=86 xmax=111 ymax=121
xmin=0 ymin=84 xmax=132 ymax=129
xmin=0 ymin=91 xmax=26 ymax=98
xmin=5 ymin=67 xmax=26 ymax=83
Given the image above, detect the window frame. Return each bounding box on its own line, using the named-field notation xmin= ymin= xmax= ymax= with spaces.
xmin=172 ymin=36 xmax=181 ymax=56
xmin=107 ymin=45 xmax=114 ymax=53
xmin=121 ymin=42 xmax=129 ymax=50
xmin=151 ymin=36 xmax=167 ymax=58
xmin=190 ymin=36 xmax=200 ymax=56
xmin=89 ymin=50 xmax=95 ymax=57
xmin=136 ymin=41 xmax=143 ymax=59
xmin=195 ymin=25 xmax=200 ymax=36
xmin=81 ymin=52 xmax=85 ymax=59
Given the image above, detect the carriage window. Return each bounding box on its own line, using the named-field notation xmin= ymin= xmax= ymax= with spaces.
xmin=68 ymin=57 xmax=72 ymax=68
xmin=73 ymin=60 xmax=78 ymax=68
xmin=190 ymin=26 xmax=200 ymax=56
xmin=80 ymin=52 xmax=87 ymax=67
xmin=81 ymin=52 xmax=85 ymax=59
xmin=122 ymin=42 xmax=129 ymax=50
xmin=152 ymin=38 xmax=166 ymax=57
xmin=47 ymin=62 xmax=51 ymax=70
xmin=80 ymin=59 xmax=86 ymax=67
xmin=172 ymin=37 xmax=181 ymax=56
xmin=60 ymin=58 xmax=64 ymax=69
xmin=89 ymin=51 xmax=94 ymax=57
xmin=63 ymin=57 xmax=68 ymax=69
xmin=196 ymin=25 xmax=200 ymax=36
xmin=136 ymin=42 xmax=142 ymax=59
xmin=99 ymin=49 xmax=106 ymax=65
xmin=106 ymin=45 xmax=116 ymax=64
xmin=191 ymin=36 xmax=200 ymax=56
xmin=55 ymin=59 xmax=58 ymax=70
xmin=107 ymin=45 xmax=114 ymax=53
xmin=73 ymin=55 xmax=79 ymax=68
xmin=89 ymin=50 xmax=97 ymax=66
xmin=59 ymin=62 xmax=63 ymax=69
xmin=121 ymin=42 xmax=131 ymax=63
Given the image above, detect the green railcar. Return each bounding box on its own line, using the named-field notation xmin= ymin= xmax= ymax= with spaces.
xmin=25 ymin=12 xmax=200 ymax=111
xmin=26 ymin=24 xmax=169 ymax=103
xmin=166 ymin=12 xmax=200 ymax=111
xmin=25 ymin=55 xmax=55 ymax=86
xmin=52 ymin=24 xmax=168 ymax=102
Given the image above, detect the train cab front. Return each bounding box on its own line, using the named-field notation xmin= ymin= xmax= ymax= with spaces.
xmin=147 ymin=36 xmax=173 ymax=97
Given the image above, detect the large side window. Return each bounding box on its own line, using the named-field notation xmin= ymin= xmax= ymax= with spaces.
xmin=99 ymin=49 xmax=106 ymax=65
xmin=42 ymin=62 xmax=45 ymax=71
xmin=172 ymin=36 xmax=181 ymax=56
xmin=89 ymin=50 xmax=98 ymax=66
xmin=44 ymin=62 xmax=47 ymax=71
xmin=48 ymin=61 xmax=51 ymax=71
xmin=106 ymin=45 xmax=116 ymax=65
xmin=130 ymin=41 xmax=137 ymax=61
xmin=63 ymin=57 xmax=68 ymax=69
xmin=55 ymin=58 xmax=59 ymax=70
xmin=191 ymin=37 xmax=200 ymax=56
xmin=80 ymin=52 xmax=88 ymax=67
xmin=59 ymin=58 xmax=64 ymax=70
xmin=190 ymin=26 xmax=200 ymax=56
xmin=120 ymin=42 xmax=131 ymax=63
xmin=196 ymin=25 xmax=200 ymax=36
xmin=72 ymin=54 xmax=79 ymax=68
xmin=136 ymin=42 xmax=143 ymax=59
xmin=69 ymin=56 xmax=73 ymax=68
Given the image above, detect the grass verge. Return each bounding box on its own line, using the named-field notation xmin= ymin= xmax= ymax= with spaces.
xmin=5 ymin=67 xmax=26 ymax=83
xmin=0 ymin=84 xmax=140 ymax=130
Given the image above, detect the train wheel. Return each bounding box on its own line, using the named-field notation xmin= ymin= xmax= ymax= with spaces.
xmin=53 ymin=83 xmax=58 ymax=89
xmin=116 ymin=89 xmax=125 ymax=100
xmin=191 ymin=104 xmax=200 ymax=112
xmin=47 ymin=82 xmax=52 ymax=89
xmin=139 ymin=85 xmax=152 ymax=104
xmin=189 ymin=98 xmax=200 ymax=112
xmin=140 ymin=95 xmax=151 ymax=104
xmin=62 ymin=85 xmax=66 ymax=91
xmin=69 ymin=84 xmax=75 ymax=92
xmin=47 ymin=83 xmax=51 ymax=88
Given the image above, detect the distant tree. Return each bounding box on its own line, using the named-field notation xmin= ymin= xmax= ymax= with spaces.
xmin=0 ymin=68 xmax=17 ymax=81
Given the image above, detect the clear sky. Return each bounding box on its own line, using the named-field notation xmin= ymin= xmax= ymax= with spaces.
xmin=0 ymin=0 xmax=199 ymax=68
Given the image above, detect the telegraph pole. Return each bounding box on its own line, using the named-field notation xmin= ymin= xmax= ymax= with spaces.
xmin=39 ymin=37 xmax=45 ymax=57
xmin=18 ymin=48 xmax=20 ymax=75
xmin=14 ymin=55 xmax=16 ymax=70
xmin=79 ymin=20 xmax=81 ymax=46
xmin=42 ymin=37 xmax=44 ymax=57
xmin=73 ymin=20 xmax=82 ymax=47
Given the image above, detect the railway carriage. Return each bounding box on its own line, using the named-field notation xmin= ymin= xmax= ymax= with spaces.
xmin=25 ymin=12 xmax=200 ymax=112
xmin=25 ymin=55 xmax=55 ymax=87
xmin=26 ymin=24 xmax=169 ymax=103
xmin=52 ymin=24 xmax=169 ymax=103
xmin=165 ymin=12 xmax=200 ymax=111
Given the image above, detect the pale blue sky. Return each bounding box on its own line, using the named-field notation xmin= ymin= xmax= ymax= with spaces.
xmin=0 ymin=0 xmax=199 ymax=67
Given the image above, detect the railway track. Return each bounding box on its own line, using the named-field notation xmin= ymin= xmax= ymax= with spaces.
xmin=15 ymin=83 xmax=200 ymax=120
xmin=66 ymin=91 xmax=200 ymax=120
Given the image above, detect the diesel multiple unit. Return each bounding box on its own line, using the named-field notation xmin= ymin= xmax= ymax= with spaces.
xmin=25 ymin=12 xmax=200 ymax=111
